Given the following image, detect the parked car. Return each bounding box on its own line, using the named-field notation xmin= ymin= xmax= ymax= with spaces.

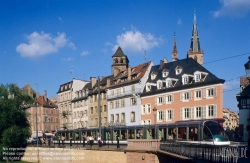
xmin=30 ymin=137 xmax=42 ymax=145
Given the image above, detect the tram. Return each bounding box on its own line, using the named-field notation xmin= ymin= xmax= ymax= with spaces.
xmin=55 ymin=119 xmax=230 ymax=146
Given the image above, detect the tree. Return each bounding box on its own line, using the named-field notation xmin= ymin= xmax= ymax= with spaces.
xmin=0 ymin=84 xmax=33 ymax=161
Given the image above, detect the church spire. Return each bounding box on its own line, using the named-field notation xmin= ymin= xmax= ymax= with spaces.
xmin=172 ymin=33 xmax=178 ymax=62
xmin=190 ymin=10 xmax=200 ymax=52
xmin=187 ymin=10 xmax=204 ymax=66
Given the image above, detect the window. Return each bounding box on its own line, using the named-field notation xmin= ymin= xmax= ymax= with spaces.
xmin=131 ymin=85 xmax=135 ymax=92
xmin=195 ymin=106 xmax=202 ymax=118
xmin=156 ymin=96 xmax=165 ymax=105
xmin=157 ymin=81 xmax=163 ymax=89
xmin=195 ymin=74 xmax=201 ymax=82
xmin=204 ymin=88 xmax=216 ymax=98
xmin=166 ymin=94 xmax=173 ymax=103
xmin=167 ymin=109 xmax=174 ymax=120
xmin=166 ymin=80 xmax=172 ymax=88
xmin=110 ymin=102 xmax=113 ymax=109
xmin=91 ymin=107 xmax=93 ymax=114
xmin=147 ymin=104 xmax=151 ymax=113
xmin=183 ymin=76 xmax=188 ymax=84
xmin=121 ymin=113 xmax=125 ymax=122
xmin=110 ymin=114 xmax=114 ymax=123
xmin=181 ymin=92 xmax=191 ymax=101
xmin=181 ymin=107 xmax=193 ymax=120
xmin=157 ymin=110 xmax=166 ymax=121
xmin=104 ymin=105 xmax=107 ymax=112
xmin=121 ymin=99 xmax=125 ymax=107
xmin=142 ymin=105 xmax=146 ymax=114
xmin=146 ymin=84 xmax=151 ymax=92
xmin=148 ymin=120 xmax=151 ymax=124
xmin=116 ymin=114 xmax=119 ymax=122
xmin=115 ymin=100 xmax=119 ymax=108
xmin=131 ymin=98 xmax=136 ymax=105
xmin=195 ymin=90 xmax=201 ymax=100
xmin=241 ymin=99 xmax=246 ymax=105
xmin=176 ymin=68 xmax=182 ymax=75
xmin=130 ymin=112 xmax=135 ymax=122
xmin=208 ymin=105 xmax=216 ymax=117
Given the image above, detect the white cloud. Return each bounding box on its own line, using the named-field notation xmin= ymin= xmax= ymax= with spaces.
xmin=16 ymin=31 xmax=75 ymax=57
xmin=80 ymin=51 xmax=89 ymax=56
xmin=213 ymin=0 xmax=250 ymax=18
xmin=61 ymin=57 xmax=73 ymax=61
xmin=223 ymin=79 xmax=239 ymax=90
xmin=112 ymin=28 xmax=161 ymax=53
xmin=177 ymin=18 xmax=182 ymax=25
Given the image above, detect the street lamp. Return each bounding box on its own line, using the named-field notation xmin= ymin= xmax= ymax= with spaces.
xmin=244 ymin=56 xmax=250 ymax=146
xmin=153 ymin=107 xmax=157 ymax=139
xmin=35 ymin=101 xmax=40 ymax=163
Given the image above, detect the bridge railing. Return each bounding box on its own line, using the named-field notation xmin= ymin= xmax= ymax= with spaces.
xmin=160 ymin=140 xmax=245 ymax=163
xmin=126 ymin=139 xmax=160 ymax=152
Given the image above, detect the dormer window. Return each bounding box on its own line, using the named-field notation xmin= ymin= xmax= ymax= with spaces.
xmin=182 ymin=74 xmax=194 ymax=85
xmin=194 ymin=71 xmax=208 ymax=82
xmin=157 ymin=81 xmax=163 ymax=89
xmin=151 ymin=72 xmax=157 ymax=80
xmin=146 ymin=84 xmax=151 ymax=92
xmin=175 ymin=66 xmax=183 ymax=75
xmin=162 ymin=69 xmax=169 ymax=77
xmin=165 ymin=78 xmax=178 ymax=88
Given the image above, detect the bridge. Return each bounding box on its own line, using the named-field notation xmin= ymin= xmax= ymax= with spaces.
xmin=124 ymin=139 xmax=250 ymax=163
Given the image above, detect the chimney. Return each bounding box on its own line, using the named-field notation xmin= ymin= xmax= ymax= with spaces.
xmin=127 ymin=67 xmax=131 ymax=80
xmin=159 ymin=60 xmax=164 ymax=70
xmin=107 ymin=78 xmax=110 ymax=87
xmin=44 ymin=90 xmax=47 ymax=102
xmin=90 ymin=77 xmax=97 ymax=88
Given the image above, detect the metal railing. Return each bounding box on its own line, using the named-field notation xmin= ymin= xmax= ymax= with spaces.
xmin=107 ymin=89 xmax=141 ymax=99
xmin=159 ymin=140 xmax=246 ymax=163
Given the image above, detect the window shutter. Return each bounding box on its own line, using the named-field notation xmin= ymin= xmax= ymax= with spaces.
xmin=155 ymin=97 xmax=157 ymax=105
xmin=203 ymin=89 xmax=206 ymax=98
xmin=214 ymin=88 xmax=216 ymax=97
xmin=172 ymin=95 xmax=174 ymax=102
xmin=163 ymin=96 xmax=166 ymax=104
xmin=163 ymin=110 xmax=166 ymax=121
xmin=191 ymin=107 xmax=194 ymax=119
xmin=172 ymin=109 xmax=174 ymax=120
xmin=180 ymin=93 xmax=183 ymax=101
xmin=180 ymin=108 xmax=183 ymax=120
xmin=202 ymin=106 xmax=206 ymax=118
xmin=214 ymin=105 xmax=217 ymax=117
xmin=157 ymin=111 xmax=159 ymax=121
xmin=189 ymin=92 xmax=192 ymax=100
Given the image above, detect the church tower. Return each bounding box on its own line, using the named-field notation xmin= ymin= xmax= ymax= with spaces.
xmin=112 ymin=46 xmax=129 ymax=77
xmin=172 ymin=33 xmax=178 ymax=62
xmin=187 ymin=11 xmax=204 ymax=65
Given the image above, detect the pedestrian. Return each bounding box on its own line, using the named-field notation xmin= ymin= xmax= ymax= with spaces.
xmin=58 ymin=134 xmax=61 ymax=146
xmin=87 ymin=136 xmax=90 ymax=147
xmin=116 ymin=133 xmax=120 ymax=148
xmin=61 ymin=135 xmax=65 ymax=146
xmin=98 ymin=135 xmax=102 ymax=147
xmin=82 ymin=135 xmax=86 ymax=147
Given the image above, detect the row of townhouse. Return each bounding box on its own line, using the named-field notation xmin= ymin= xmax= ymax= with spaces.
xmin=57 ymin=12 xmax=225 ymax=130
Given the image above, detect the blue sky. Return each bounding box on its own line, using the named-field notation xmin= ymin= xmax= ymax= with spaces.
xmin=1 ymin=0 xmax=250 ymax=111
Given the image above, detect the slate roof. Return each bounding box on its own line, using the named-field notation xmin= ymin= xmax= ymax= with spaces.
xmin=141 ymin=58 xmax=225 ymax=96
xmin=112 ymin=46 xmax=126 ymax=57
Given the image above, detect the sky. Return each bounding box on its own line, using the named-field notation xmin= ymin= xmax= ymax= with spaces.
xmin=0 ymin=0 xmax=250 ymax=111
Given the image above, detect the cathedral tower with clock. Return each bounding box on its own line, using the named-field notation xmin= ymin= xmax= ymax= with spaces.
xmin=187 ymin=11 xmax=204 ymax=66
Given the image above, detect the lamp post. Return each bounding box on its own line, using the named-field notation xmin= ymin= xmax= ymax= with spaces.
xmin=244 ymin=56 xmax=250 ymax=146
xmin=153 ymin=107 xmax=157 ymax=139
xmin=35 ymin=101 xmax=40 ymax=163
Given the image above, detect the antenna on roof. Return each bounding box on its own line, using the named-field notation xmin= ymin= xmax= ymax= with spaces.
xmin=70 ymin=66 xmax=73 ymax=79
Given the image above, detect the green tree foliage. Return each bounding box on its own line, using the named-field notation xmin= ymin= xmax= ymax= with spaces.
xmin=0 ymin=84 xmax=33 ymax=161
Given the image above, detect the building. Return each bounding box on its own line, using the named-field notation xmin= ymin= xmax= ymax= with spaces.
xmin=222 ymin=108 xmax=239 ymax=130
xmin=87 ymin=76 xmax=110 ymax=129
xmin=140 ymin=12 xmax=225 ymax=136
xmin=26 ymin=90 xmax=59 ymax=136
xmin=57 ymin=79 xmax=89 ymax=130
xmin=106 ymin=46 xmax=153 ymax=127
xmin=20 ymin=82 xmax=40 ymax=99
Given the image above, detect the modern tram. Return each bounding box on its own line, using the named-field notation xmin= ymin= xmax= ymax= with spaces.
xmin=55 ymin=119 xmax=230 ymax=146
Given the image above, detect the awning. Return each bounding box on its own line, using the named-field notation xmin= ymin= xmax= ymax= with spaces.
xmin=31 ymin=133 xmax=43 ymax=137
xmin=45 ymin=133 xmax=54 ymax=136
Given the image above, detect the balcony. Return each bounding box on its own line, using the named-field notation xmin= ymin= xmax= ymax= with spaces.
xmin=223 ymin=115 xmax=228 ymax=119
xmin=107 ymin=88 xmax=141 ymax=100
